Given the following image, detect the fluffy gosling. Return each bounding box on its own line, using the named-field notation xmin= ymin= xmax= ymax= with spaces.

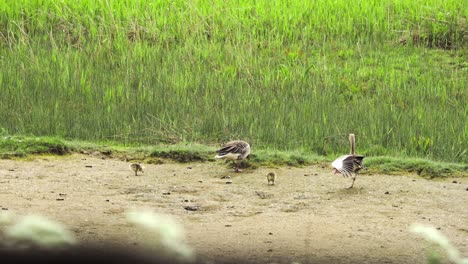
xmin=129 ymin=163 xmax=144 ymax=176
xmin=266 ymin=172 xmax=276 ymax=185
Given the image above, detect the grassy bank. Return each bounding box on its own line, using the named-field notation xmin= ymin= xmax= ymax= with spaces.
xmin=0 ymin=0 xmax=467 ymax=163
xmin=1 ymin=135 xmax=466 ymax=178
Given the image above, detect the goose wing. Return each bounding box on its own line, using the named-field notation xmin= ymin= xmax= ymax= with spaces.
xmin=352 ymin=155 xmax=365 ymax=172
xmin=352 ymin=155 xmax=364 ymax=167
xmin=339 ymin=155 xmax=356 ymax=177
xmin=332 ymin=155 xmax=365 ymax=177
xmin=216 ymin=141 xmax=250 ymax=157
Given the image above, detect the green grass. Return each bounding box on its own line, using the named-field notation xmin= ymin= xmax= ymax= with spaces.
xmin=1 ymin=136 xmax=466 ymax=178
xmin=149 ymin=143 xmax=215 ymax=162
xmin=365 ymin=156 xmax=468 ymax=178
xmin=0 ymin=0 xmax=467 ymax=163
xmin=0 ymin=135 xmax=72 ymax=157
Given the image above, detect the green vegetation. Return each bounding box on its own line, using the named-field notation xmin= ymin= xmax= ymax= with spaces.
xmin=0 ymin=135 xmax=71 ymax=157
xmin=1 ymin=136 xmax=466 ymax=177
xmin=365 ymin=156 xmax=467 ymax=178
xmin=0 ymin=0 xmax=467 ymax=164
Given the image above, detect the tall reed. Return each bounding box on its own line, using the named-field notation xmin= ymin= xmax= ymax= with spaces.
xmin=0 ymin=0 xmax=466 ymax=162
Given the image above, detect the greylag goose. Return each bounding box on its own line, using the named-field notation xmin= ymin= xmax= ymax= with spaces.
xmin=129 ymin=163 xmax=144 ymax=176
xmin=215 ymin=140 xmax=251 ymax=172
xmin=331 ymin=134 xmax=365 ymax=188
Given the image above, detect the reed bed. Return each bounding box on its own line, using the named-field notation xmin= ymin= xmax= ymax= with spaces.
xmin=0 ymin=0 xmax=466 ymax=163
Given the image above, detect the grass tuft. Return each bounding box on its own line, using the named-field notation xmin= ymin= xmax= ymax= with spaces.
xmin=0 ymin=136 xmax=71 ymax=157
xmin=365 ymin=156 xmax=467 ymax=178
xmin=149 ymin=150 xmax=211 ymax=163
xmin=0 ymin=136 xmax=466 ymax=178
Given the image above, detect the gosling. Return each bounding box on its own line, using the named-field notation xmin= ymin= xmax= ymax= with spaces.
xmin=266 ymin=172 xmax=276 ymax=185
xmin=129 ymin=163 xmax=144 ymax=176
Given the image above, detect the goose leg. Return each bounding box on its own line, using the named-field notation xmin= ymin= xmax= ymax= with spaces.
xmin=234 ymin=161 xmax=242 ymax=172
xmin=235 ymin=166 xmax=243 ymax=172
xmin=348 ymin=174 xmax=357 ymax=188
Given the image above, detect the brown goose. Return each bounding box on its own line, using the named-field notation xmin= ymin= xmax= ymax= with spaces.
xmin=215 ymin=140 xmax=250 ymax=172
xmin=331 ymin=134 xmax=365 ymax=188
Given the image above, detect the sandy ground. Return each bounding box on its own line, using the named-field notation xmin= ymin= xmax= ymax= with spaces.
xmin=0 ymin=154 xmax=467 ymax=263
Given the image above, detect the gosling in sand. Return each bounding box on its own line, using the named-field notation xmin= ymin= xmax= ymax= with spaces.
xmin=266 ymin=172 xmax=276 ymax=185
xmin=129 ymin=163 xmax=144 ymax=176
xmin=215 ymin=140 xmax=251 ymax=172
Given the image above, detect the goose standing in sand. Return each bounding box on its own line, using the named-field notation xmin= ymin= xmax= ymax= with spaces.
xmin=331 ymin=134 xmax=365 ymax=188
xmin=215 ymin=140 xmax=250 ymax=172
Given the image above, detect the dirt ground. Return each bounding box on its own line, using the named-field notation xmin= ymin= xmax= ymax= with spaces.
xmin=0 ymin=154 xmax=467 ymax=263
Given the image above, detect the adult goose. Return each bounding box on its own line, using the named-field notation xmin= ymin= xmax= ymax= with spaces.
xmin=215 ymin=140 xmax=251 ymax=172
xmin=331 ymin=134 xmax=365 ymax=188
